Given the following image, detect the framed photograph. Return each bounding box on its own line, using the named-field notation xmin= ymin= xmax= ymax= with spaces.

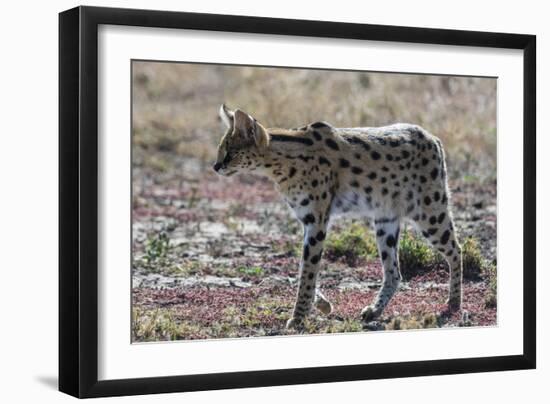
xmin=59 ymin=6 xmax=536 ymax=398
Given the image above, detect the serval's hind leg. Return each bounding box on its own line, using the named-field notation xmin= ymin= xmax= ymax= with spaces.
xmin=361 ymin=217 xmax=402 ymax=322
xmin=415 ymin=207 xmax=463 ymax=311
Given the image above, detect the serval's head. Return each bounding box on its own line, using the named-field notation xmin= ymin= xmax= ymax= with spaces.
xmin=213 ymin=105 xmax=269 ymax=176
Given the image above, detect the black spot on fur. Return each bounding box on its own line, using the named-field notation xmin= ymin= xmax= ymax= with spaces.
xmin=339 ymin=158 xmax=350 ymax=168
xmin=301 ymin=198 xmax=310 ymax=206
xmin=312 ymin=131 xmax=322 ymax=141
xmin=319 ymin=156 xmax=331 ymax=166
xmin=438 ymin=212 xmax=446 ymax=223
xmin=303 ymin=245 xmax=310 ymax=260
xmin=271 ymin=134 xmax=314 ymax=146
xmin=381 ymin=188 xmax=388 ymax=195
xmin=325 ymin=138 xmax=339 ymax=150
xmin=367 ymin=172 xmax=377 ymax=180
xmin=371 ymin=151 xmax=381 ymax=160
xmin=376 ymin=229 xmax=386 ymax=237
xmin=375 ymin=217 xmax=397 ymax=224
xmin=311 ymin=121 xmax=329 ymax=129
xmin=308 ymin=237 xmax=317 ymax=247
xmin=440 ymin=230 xmax=450 ymax=245
xmin=434 ymin=191 xmax=440 ymax=201
xmin=401 ymin=150 xmax=410 ymax=159
xmin=419 ymin=176 xmax=427 ymax=183
xmin=381 ymin=251 xmax=388 ymax=260
xmin=351 ymin=166 xmax=363 ymax=174
xmin=386 ymin=235 xmax=396 ymax=247
xmin=310 ymin=253 xmax=322 ymax=265
xmin=302 ymin=213 xmax=315 ymax=225
xmin=311 ymin=179 xmax=319 ymax=187
xmin=364 ymin=186 xmax=373 ymax=194
xmin=345 ymin=135 xmax=371 ymax=151
xmin=289 ymin=167 xmax=297 ymax=178
xmin=316 ymin=231 xmax=326 ymax=241
xmin=350 ymin=180 xmax=359 ymax=188
xmin=424 ymin=196 xmax=431 ymax=205
xmin=430 ymin=167 xmax=439 ymax=180
xmin=429 ymin=216 xmax=437 ymax=225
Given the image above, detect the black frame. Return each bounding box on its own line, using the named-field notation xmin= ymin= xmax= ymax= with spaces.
xmin=59 ymin=5 xmax=536 ymax=398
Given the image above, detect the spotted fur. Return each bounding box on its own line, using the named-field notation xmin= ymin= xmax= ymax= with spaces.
xmin=214 ymin=105 xmax=463 ymax=329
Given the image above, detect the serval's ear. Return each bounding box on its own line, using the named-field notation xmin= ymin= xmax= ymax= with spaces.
xmin=234 ymin=109 xmax=269 ymax=149
xmin=219 ymin=104 xmax=234 ymax=128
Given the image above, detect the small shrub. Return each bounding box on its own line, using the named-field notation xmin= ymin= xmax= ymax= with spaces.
xmin=132 ymin=308 xmax=181 ymax=342
xmin=324 ymin=222 xmax=378 ymax=266
xmin=398 ymin=230 xmax=436 ymax=277
xmin=237 ymin=266 xmax=264 ymax=277
xmin=326 ymin=319 xmax=363 ymax=333
xmin=165 ymin=261 xmax=201 ymax=276
xmin=462 ymin=237 xmax=485 ymax=279
xmin=484 ymin=264 xmax=497 ymax=308
xmin=386 ymin=313 xmax=439 ymax=330
xmin=276 ymin=238 xmax=302 ymax=258
xmin=143 ymin=231 xmax=170 ymax=265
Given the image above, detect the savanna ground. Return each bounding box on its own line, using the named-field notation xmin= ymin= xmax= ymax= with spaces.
xmin=131 ymin=61 xmax=497 ymax=342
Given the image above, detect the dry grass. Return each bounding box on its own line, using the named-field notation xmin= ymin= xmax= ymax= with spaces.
xmin=132 ymin=61 xmax=496 ymax=179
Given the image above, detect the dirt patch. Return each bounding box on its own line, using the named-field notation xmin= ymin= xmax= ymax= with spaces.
xmin=132 ymin=158 xmax=497 ymax=341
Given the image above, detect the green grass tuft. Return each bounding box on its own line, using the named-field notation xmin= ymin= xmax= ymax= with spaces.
xmin=143 ymin=231 xmax=170 ymax=265
xmin=461 ymin=237 xmax=485 ymax=279
xmin=484 ymin=264 xmax=497 ymax=308
xmin=398 ymin=230 xmax=437 ymax=277
xmin=386 ymin=313 xmax=440 ymax=330
xmin=324 ymin=222 xmax=378 ymax=266
xmin=237 ymin=266 xmax=265 ymax=277
xmin=132 ymin=307 xmax=183 ymax=342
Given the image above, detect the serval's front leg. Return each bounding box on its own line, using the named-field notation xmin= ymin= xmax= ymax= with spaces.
xmin=361 ymin=216 xmax=402 ymax=322
xmin=286 ymin=219 xmax=329 ymax=329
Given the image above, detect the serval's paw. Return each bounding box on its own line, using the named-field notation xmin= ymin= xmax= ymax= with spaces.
xmin=285 ymin=317 xmax=305 ymax=331
xmin=360 ymin=305 xmax=382 ymax=323
xmin=446 ymin=296 xmax=462 ymax=312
